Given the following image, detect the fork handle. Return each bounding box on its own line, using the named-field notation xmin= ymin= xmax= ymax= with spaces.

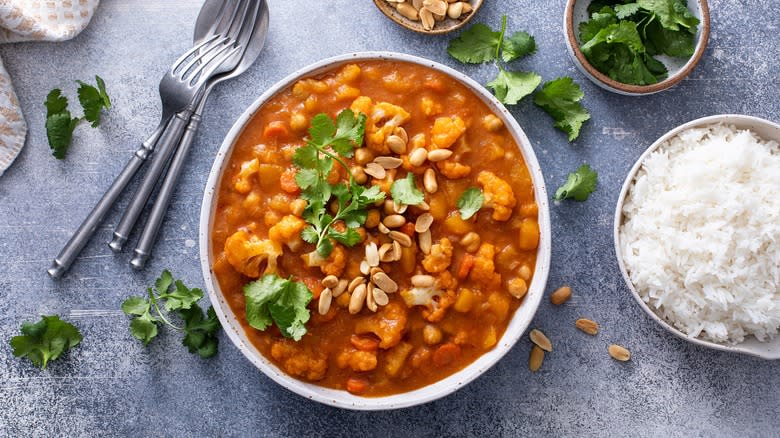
xmin=108 ymin=111 xmax=191 ymax=252
xmin=130 ymin=112 xmax=203 ymax=269
xmin=47 ymin=125 xmax=166 ymax=278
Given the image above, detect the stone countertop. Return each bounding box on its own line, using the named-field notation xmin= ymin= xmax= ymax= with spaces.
xmin=0 ymin=0 xmax=777 ymax=436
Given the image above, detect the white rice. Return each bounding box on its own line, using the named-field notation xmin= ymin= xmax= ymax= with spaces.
xmin=620 ymin=123 xmax=780 ymax=344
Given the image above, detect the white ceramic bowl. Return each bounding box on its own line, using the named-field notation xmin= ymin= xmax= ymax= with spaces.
xmin=199 ymin=52 xmax=552 ymax=409
xmin=564 ymin=0 xmax=710 ymax=95
xmin=614 ymin=114 xmax=780 ymax=360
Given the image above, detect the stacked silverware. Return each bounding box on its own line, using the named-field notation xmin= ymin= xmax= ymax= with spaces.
xmin=48 ymin=0 xmax=269 ymax=278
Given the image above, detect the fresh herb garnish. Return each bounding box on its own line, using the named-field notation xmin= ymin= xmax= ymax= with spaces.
xmin=390 ymin=172 xmax=425 ymax=206
xmin=10 ymin=315 xmax=82 ymax=369
xmin=44 ymin=90 xmax=80 ymax=159
xmin=448 ymin=16 xmax=540 ymax=105
xmin=43 ymin=75 xmax=111 ymax=159
xmin=533 ymin=77 xmax=591 ymax=142
xmin=294 ymin=109 xmax=385 ymax=258
xmin=578 ymin=0 xmax=699 ymax=85
xmin=554 ymin=164 xmax=598 ymax=201
xmin=244 ymin=274 xmax=313 ymax=341
xmin=448 ymin=16 xmax=589 ymax=140
xmin=457 ymin=187 xmax=484 ymax=220
xmin=122 ymin=270 xmax=220 ymax=358
xmin=77 ymin=76 xmax=111 ymax=127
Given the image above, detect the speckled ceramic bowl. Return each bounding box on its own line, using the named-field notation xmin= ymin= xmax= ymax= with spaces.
xmin=199 ymin=52 xmax=552 ymax=409
xmin=564 ymin=0 xmax=710 ymax=95
xmin=614 ymin=114 xmax=780 ymax=360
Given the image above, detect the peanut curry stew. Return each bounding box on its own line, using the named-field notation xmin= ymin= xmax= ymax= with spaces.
xmin=211 ymin=61 xmax=540 ymax=396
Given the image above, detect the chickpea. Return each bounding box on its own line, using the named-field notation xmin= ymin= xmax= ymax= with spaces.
xmin=355 ymin=148 xmax=374 ymax=164
xmin=482 ymin=114 xmax=504 ymax=132
xmin=507 ymin=278 xmax=528 ymax=299
xmin=351 ymin=165 xmax=367 ymax=184
xmin=519 ymin=264 xmax=532 ymax=281
xmin=423 ymin=324 xmax=443 ymax=345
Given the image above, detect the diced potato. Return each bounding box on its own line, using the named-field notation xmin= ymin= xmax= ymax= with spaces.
xmin=482 ymin=325 xmax=497 ymax=349
xmin=487 ymin=292 xmax=511 ymax=323
xmin=454 ymin=288 xmax=475 ymax=313
xmin=384 ymin=342 xmax=414 ymax=377
xmin=518 ymin=218 xmax=540 ymax=250
xmin=428 ymin=192 xmax=449 ymax=221
xmin=443 ymin=214 xmax=472 ymax=235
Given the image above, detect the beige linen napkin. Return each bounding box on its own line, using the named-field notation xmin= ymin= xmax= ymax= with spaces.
xmin=0 ymin=0 xmax=100 ymax=176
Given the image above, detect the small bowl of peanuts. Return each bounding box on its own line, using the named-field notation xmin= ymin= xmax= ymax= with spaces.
xmin=373 ymin=0 xmax=482 ymax=34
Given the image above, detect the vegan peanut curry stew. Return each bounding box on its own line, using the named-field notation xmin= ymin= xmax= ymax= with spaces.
xmin=211 ymin=61 xmax=540 ymax=396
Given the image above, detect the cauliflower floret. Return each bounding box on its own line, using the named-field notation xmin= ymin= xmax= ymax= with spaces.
xmin=268 ymin=215 xmax=305 ymax=243
xmin=430 ymin=116 xmax=466 ymax=149
xmin=337 ymin=349 xmax=378 ymax=371
xmin=301 ymin=245 xmax=347 ymax=277
xmin=224 ymin=230 xmax=282 ymax=278
xmin=477 ymin=171 xmax=516 ymax=221
xmin=400 ymin=271 xmax=458 ymax=322
xmin=470 ymin=243 xmax=501 ymax=288
xmin=271 ymin=340 xmax=328 ymax=381
xmin=421 ymin=237 xmax=453 ymax=273
xmin=436 ymin=159 xmax=471 ymax=179
xmin=354 ymin=301 xmax=408 ymax=349
xmin=351 ymin=97 xmax=411 ymax=154
xmin=233 ymin=158 xmax=260 ymax=194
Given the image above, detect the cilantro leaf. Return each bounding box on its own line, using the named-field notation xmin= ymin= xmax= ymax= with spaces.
xmin=244 ymin=274 xmax=312 ymax=341
xmin=554 ymin=164 xmax=598 ymax=201
xmin=447 ymin=23 xmax=503 ymax=64
xmin=614 ymin=3 xmax=642 ymax=19
xmin=457 ymin=187 xmax=484 ymax=220
xmin=332 ymin=109 xmax=366 ymax=157
xmin=44 ymin=89 xmax=68 ymax=117
xmin=644 ymin=19 xmax=695 ymax=57
xmin=129 ymin=313 xmax=159 ymax=346
xmin=293 ymin=144 xmax=320 ymax=169
xmin=579 ymin=7 xmax=618 ymax=42
xmin=180 ymin=304 xmax=220 ymax=359
xmin=45 ymin=111 xmax=80 ymax=159
xmin=76 ymin=76 xmax=111 ymax=127
xmin=580 ymin=21 xmax=662 ymax=85
xmin=487 ymin=69 xmax=542 ymax=105
xmin=502 ymin=31 xmax=537 ymax=62
xmin=10 ymin=315 xmax=82 ymax=369
xmin=636 ymin=0 xmax=699 ymax=32
xmin=533 ymin=77 xmax=591 ymax=142
xmin=158 ymin=280 xmax=203 ymax=312
xmin=329 ymin=227 xmax=361 ymax=246
xmin=390 ymin=172 xmax=425 ymax=206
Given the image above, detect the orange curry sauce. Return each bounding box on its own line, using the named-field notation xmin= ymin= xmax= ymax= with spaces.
xmin=211 ymin=61 xmax=539 ymax=396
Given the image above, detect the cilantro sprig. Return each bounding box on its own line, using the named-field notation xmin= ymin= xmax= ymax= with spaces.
xmin=390 ymin=172 xmax=425 ymax=206
xmin=533 ymin=78 xmax=591 ymax=142
xmin=44 ymin=75 xmax=111 ymax=159
xmin=447 ymin=17 xmax=590 ymax=141
xmin=554 ymin=164 xmax=598 ymax=201
xmin=244 ymin=274 xmax=313 ymax=341
xmin=10 ymin=315 xmax=83 ymax=369
xmin=122 ymin=270 xmax=221 ymax=358
xmin=294 ymin=109 xmax=385 ymax=257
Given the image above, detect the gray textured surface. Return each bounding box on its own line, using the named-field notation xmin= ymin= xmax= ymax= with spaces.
xmin=0 ymin=0 xmax=778 ymax=436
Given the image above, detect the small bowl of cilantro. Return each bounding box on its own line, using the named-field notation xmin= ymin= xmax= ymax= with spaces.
xmin=564 ymin=0 xmax=710 ymax=95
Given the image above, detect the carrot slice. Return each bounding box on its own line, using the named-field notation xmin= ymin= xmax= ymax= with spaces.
xmin=432 ymin=342 xmax=461 ymax=367
xmin=400 ymin=222 xmax=416 ymax=237
xmin=280 ymin=168 xmax=299 ymax=194
xmin=350 ymin=334 xmax=380 ymax=352
xmin=456 ymin=254 xmax=475 ymax=279
xmin=263 ymin=120 xmax=289 ymax=139
xmin=346 ymin=377 xmax=369 ymax=395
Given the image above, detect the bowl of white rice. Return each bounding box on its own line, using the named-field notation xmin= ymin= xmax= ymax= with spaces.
xmin=615 ymin=114 xmax=780 ymax=360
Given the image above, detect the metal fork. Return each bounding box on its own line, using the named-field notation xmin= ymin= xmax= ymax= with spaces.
xmin=130 ymin=0 xmax=268 ymax=269
xmin=108 ymin=0 xmax=253 ymax=254
xmin=47 ymin=2 xmax=242 ymax=279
